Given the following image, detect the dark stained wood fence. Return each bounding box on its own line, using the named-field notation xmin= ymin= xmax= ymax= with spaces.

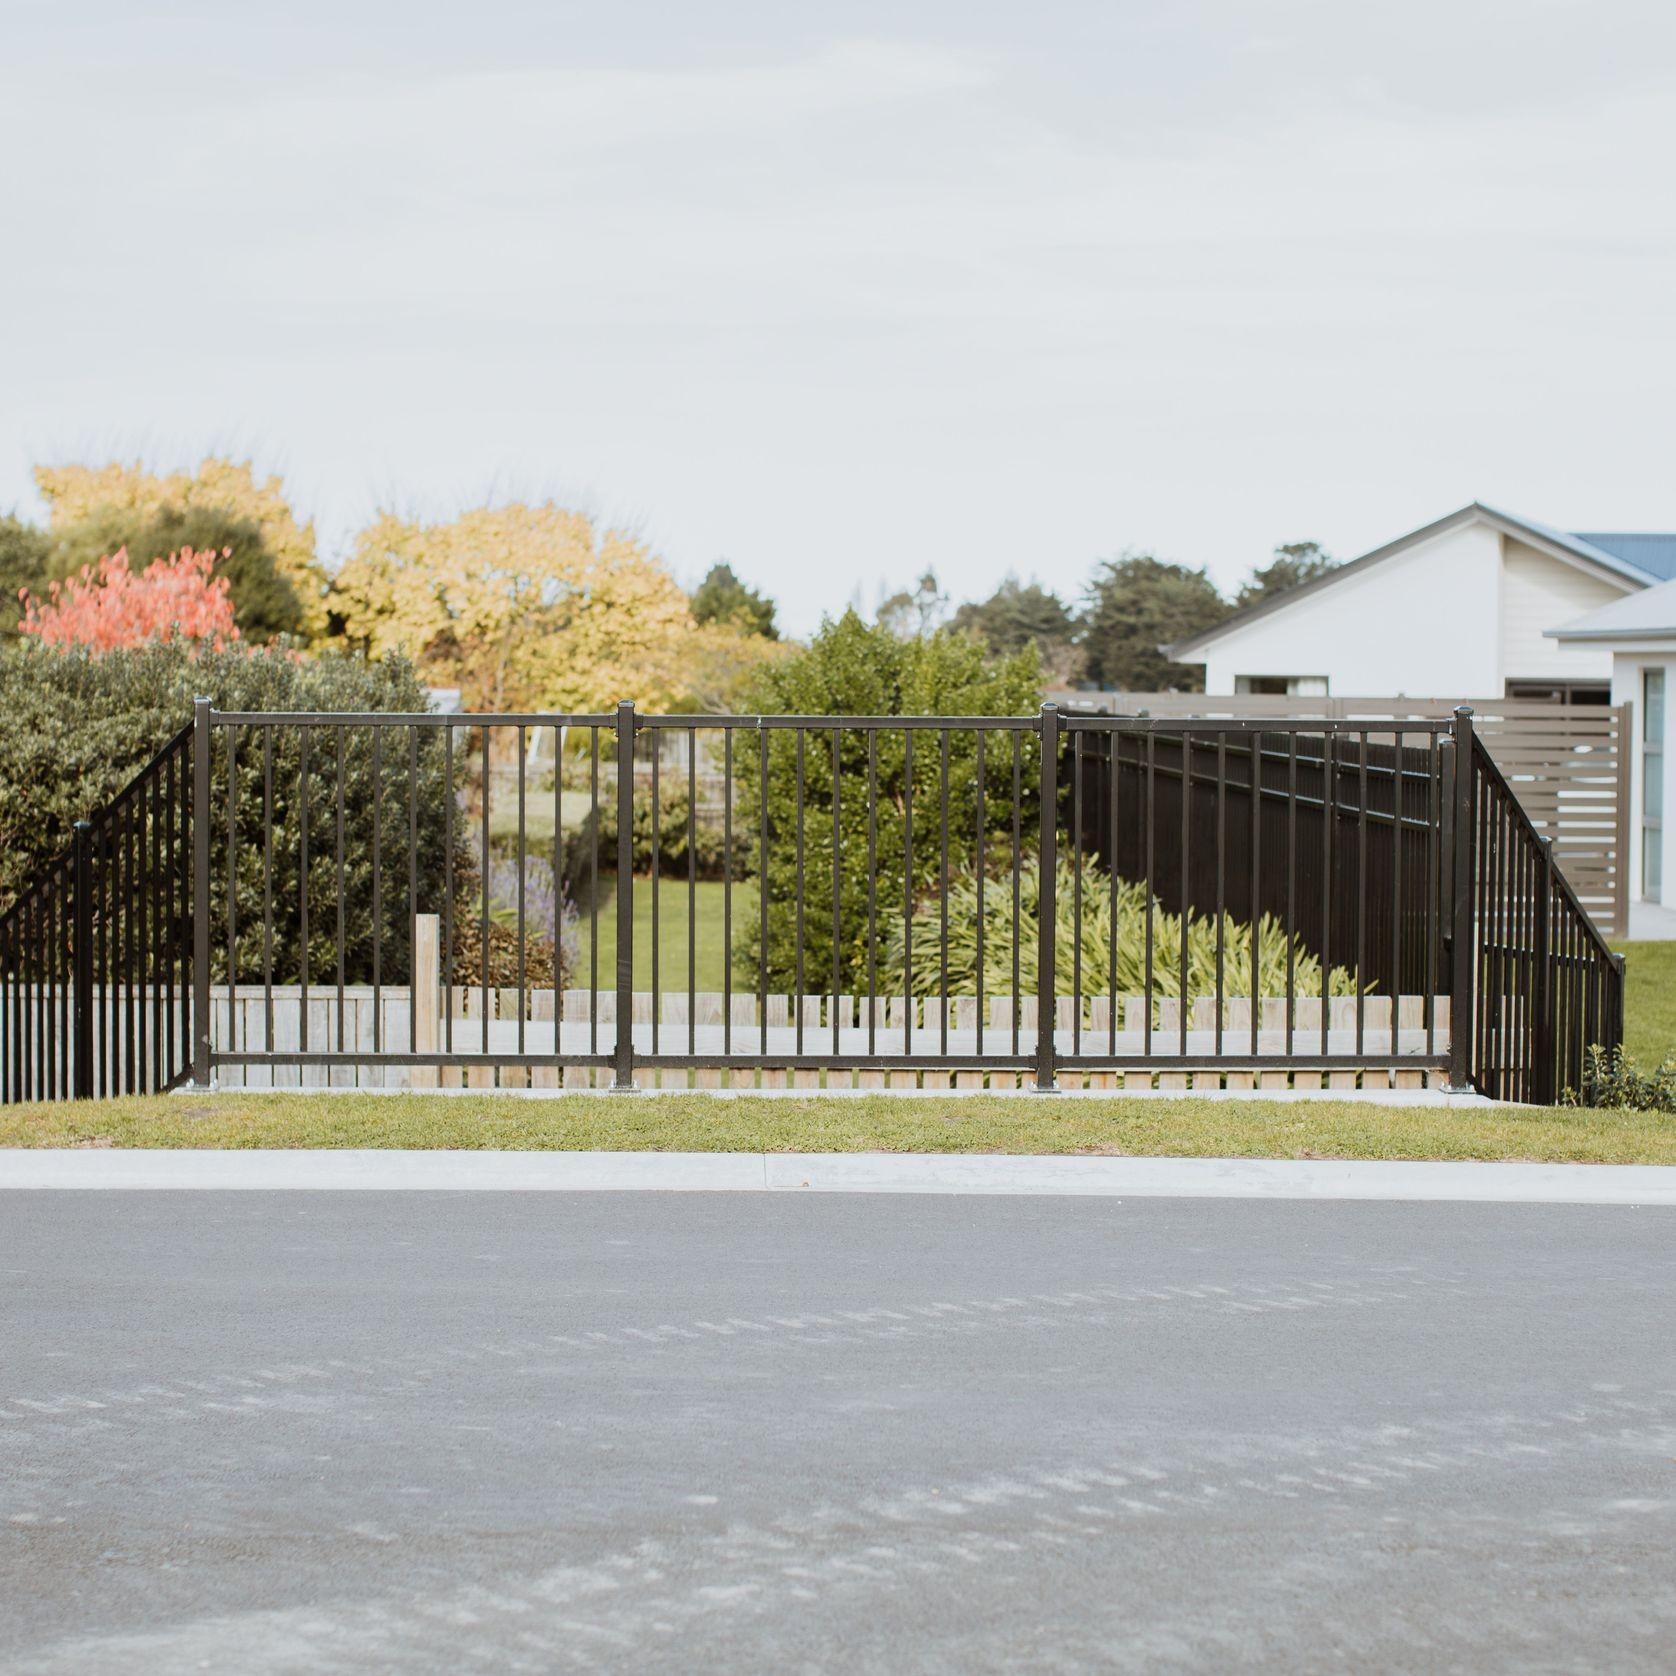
xmin=1053 ymin=694 xmax=1629 ymax=936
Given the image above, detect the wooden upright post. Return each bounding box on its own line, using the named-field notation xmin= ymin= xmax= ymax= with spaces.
xmin=412 ymin=913 xmax=440 ymax=1089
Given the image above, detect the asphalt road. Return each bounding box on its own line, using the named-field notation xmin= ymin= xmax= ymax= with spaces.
xmin=2 ymin=1192 xmax=1673 ymax=1674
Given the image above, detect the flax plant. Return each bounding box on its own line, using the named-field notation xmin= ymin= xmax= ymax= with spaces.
xmin=884 ymin=855 xmax=1358 ymax=1002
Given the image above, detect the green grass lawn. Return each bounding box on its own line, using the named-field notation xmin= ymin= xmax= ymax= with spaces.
xmin=575 ymin=877 xmax=751 ymax=994
xmin=5 ymin=1089 xmax=1674 ymax=1162
xmin=1613 ymin=940 xmax=1676 ymax=1068
xmin=485 ymin=790 xmax=596 ymax=852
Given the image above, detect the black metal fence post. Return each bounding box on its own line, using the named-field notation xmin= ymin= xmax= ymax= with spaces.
xmin=1036 ymin=702 xmax=1059 ymax=1091
xmin=1531 ymin=835 xmax=1555 ymax=1104
xmin=613 ymin=700 xmax=637 ymax=1091
xmin=72 ymin=822 xmax=93 ymax=1100
xmin=1447 ymin=705 xmax=1475 ymax=1092
xmin=192 ymin=695 xmax=213 ymax=1088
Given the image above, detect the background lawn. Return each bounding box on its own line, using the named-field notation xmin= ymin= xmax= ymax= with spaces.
xmin=1612 ymin=940 xmax=1676 ymax=1068
xmin=576 ymin=877 xmax=752 ymax=995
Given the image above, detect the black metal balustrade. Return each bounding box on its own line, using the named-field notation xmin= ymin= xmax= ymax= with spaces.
xmin=0 ymin=702 xmax=1623 ymax=1103
xmin=0 ymin=723 xmax=195 ymax=1101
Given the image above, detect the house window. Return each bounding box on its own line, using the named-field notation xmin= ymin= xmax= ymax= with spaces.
xmin=1234 ymin=676 xmax=1328 ymax=697
xmin=1645 ymin=669 xmax=1664 ymax=900
xmin=1505 ymin=680 xmax=1611 ymax=706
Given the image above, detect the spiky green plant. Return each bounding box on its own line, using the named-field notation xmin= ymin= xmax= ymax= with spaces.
xmin=882 ymin=855 xmax=1358 ymax=1001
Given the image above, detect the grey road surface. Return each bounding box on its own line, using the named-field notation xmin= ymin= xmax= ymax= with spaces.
xmin=2 ymin=1192 xmax=1673 ymax=1674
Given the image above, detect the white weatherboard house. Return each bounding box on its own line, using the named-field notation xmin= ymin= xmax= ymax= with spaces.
xmin=1165 ymin=503 xmax=1676 ymax=703
xmin=1164 ymin=501 xmax=1676 ymax=926
xmin=1550 ymin=581 xmax=1676 ymax=916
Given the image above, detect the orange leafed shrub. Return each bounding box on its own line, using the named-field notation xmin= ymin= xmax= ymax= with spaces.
xmin=18 ymin=546 xmax=240 ymax=653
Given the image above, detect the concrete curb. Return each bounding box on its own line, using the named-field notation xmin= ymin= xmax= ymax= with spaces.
xmin=2 ymin=1150 xmax=1674 ymax=1204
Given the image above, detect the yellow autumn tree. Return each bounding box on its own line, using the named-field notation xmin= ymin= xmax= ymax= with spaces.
xmin=33 ymin=457 xmax=328 ymax=638
xmin=328 ymin=503 xmax=698 ymax=712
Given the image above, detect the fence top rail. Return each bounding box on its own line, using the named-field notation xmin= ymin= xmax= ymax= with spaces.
xmin=210 ymin=709 xmax=1051 ymax=731
xmin=208 ymin=707 xmax=1458 ymax=736
xmin=210 ymin=710 xmax=619 ymax=728
xmin=1050 ymin=691 xmax=1626 ymax=721
xmin=1060 ymin=714 xmax=1455 ymax=736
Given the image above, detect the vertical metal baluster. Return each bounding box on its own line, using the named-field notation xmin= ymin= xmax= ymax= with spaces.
xmin=650 ymin=733 xmax=660 ymax=1057
xmin=613 ymin=703 xmax=635 ymax=1090
xmin=903 ymin=730 xmax=914 ymax=1062
xmin=758 ymin=727 xmax=769 ymax=1060
xmin=138 ymin=780 xmax=149 ymax=1091
xmin=177 ymin=739 xmax=188 ymax=1080
xmin=940 ymin=728 xmax=951 ymax=1058
xmin=794 ymin=730 xmax=805 ymax=1060
xmin=1248 ymin=730 xmax=1260 ymax=1059
xmin=1391 ymin=730 xmax=1403 ymax=1061
xmin=163 ymin=753 xmax=175 ymax=1084
xmin=443 ymin=725 xmax=454 ymax=1055
xmin=1072 ymin=729 xmax=1083 ymax=1057
xmin=372 ymin=727 xmax=383 ymax=1057
xmin=589 ymin=726 xmax=599 ymax=1057
xmin=1011 ymin=732 xmax=1021 ymax=1057
xmin=1286 ymin=734 xmax=1297 ymax=1058
xmin=479 ymin=725 xmax=489 ymax=1060
xmin=409 ymin=728 xmax=419 ymax=1053
xmin=832 ymin=728 xmax=842 ymax=1061
xmin=976 ymin=730 xmax=986 ymax=1061
xmin=152 ymin=772 xmax=163 ymax=1084
xmin=1356 ymin=729 xmax=1368 ymax=1058
xmin=1426 ymin=732 xmax=1439 ymax=1059
xmin=97 ymin=821 xmax=108 ymax=1098
xmin=2 ymin=915 xmax=10 ymax=1104
xmin=1036 ymin=705 xmax=1058 ymax=1090
xmin=688 ymin=727 xmax=697 ymax=1059
xmin=1478 ymin=765 xmax=1494 ymax=1092
xmin=553 ymin=723 xmax=566 ymax=1075
xmin=50 ymin=869 xmax=60 ymax=1099
xmin=336 ymin=727 xmax=347 ymax=1056
xmin=1215 ymin=734 xmax=1226 ymax=1058
xmin=123 ymin=794 xmax=134 ymax=1086
xmin=1178 ymin=731 xmax=1190 ymax=1059
xmin=262 ymin=726 xmax=274 ymax=1065
xmin=1111 ymin=724 xmax=1123 ymax=1056
xmin=1144 ymin=732 xmax=1155 ymax=1060
xmin=1321 ymin=733 xmax=1334 ymax=1056
xmin=299 ymin=732 xmax=310 ymax=1056
xmin=723 ymin=729 xmax=732 ymax=1063
xmin=227 ymin=728 xmax=239 ymax=1063
xmin=181 ymin=734 xmax=193 ymax=1080
xmin=517 ymin=726 xmax=527 ymax=1059
xmin=867 ymin=731 xmax=878 ymax=1058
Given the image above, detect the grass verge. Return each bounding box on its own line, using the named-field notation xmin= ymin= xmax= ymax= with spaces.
xmin=1613 ymin=939 xmax=1676 ymax=1070
xmin=3 ymin=1092 xmax=1673 ymax=1164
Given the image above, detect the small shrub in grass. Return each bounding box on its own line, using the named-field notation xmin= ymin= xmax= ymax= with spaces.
xmin=591 ymin=785 xmax=748 ymax=881
xmin=1563 ymin=1046 xmax=1676 ymax=1112
xmin=485 ymin=853 xmax=578 ymax=982
xmin=448 ymin=913 xmax=563 ymax=990
xmin=883 ymin=854 xmax=1359 ymax=1003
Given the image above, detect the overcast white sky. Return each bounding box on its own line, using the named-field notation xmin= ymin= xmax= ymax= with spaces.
xmin=2 ymin=0 xmax=1673 ymax=633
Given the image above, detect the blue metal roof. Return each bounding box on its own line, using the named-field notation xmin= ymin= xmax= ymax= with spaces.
xmin=1572 ymin=532 xmax=1676 ymax=583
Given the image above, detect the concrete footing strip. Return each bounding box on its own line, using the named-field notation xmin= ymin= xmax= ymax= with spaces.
xmin=1 ymin=1150 xmax=1674 ymax=1203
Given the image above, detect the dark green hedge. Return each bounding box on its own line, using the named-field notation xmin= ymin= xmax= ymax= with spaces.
xmin=589 ymin=784 xmax=749 ymax=882
xmin=732 ymin=612 xmax=1044 ymax=992
xmin=0 ymin=643 xmax=463 ymax=984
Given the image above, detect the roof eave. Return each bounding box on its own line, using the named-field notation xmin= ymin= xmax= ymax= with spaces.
xmin=1168 ymin=501 xmax=1652 ymax=661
